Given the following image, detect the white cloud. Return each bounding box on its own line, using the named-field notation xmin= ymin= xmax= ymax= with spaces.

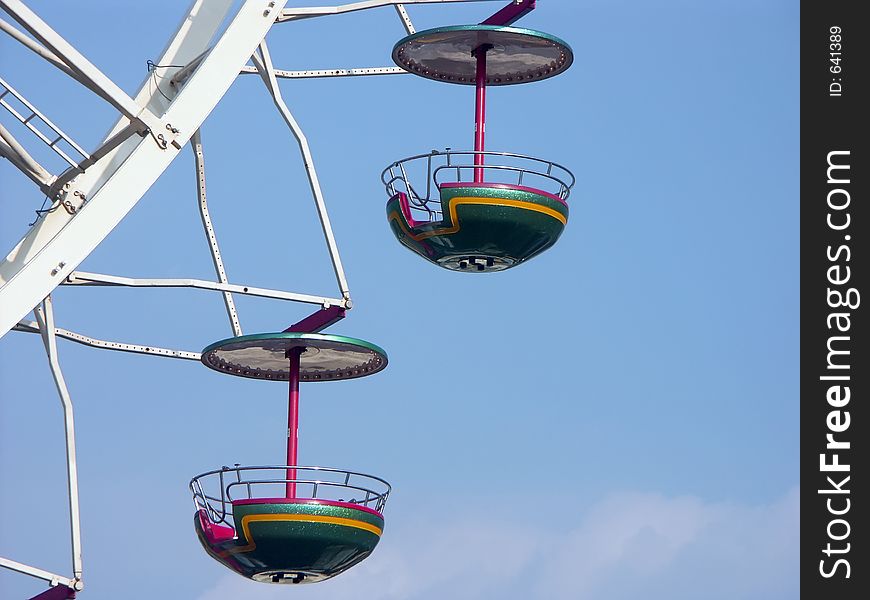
xmin=195 ymin=487 xmax=798 ymax=600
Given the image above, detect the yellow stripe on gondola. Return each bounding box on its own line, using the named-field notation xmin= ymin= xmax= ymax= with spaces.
xmin=389 ymin=196 xmax=568 ymax=242
xmin=222 ymin=513 xmax=382 ymax=556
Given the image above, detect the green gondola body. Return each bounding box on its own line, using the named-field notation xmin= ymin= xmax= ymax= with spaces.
xmin=194 ymin=499 xmax=384 ymax=584
xmin=387 ymin=183 xmax=568 ymax=272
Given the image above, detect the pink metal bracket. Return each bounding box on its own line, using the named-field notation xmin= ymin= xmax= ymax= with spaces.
xmin=29 ymin=587 xmax=76 ymax=600
xmin=283 ymin=305 xmax=346 ymax=333
xmin=480 ymin=0 xmax=536 ymax=27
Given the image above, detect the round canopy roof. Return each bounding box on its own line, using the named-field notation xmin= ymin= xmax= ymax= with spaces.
xmin=201 ymin=332 xmax=388 ymax=382
xmin=392 ymin=25 xmax=572 ymax=86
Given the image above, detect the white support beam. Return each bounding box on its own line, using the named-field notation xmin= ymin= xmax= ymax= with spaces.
xmin=64 ymin=270 xmax=347 ymax=308
xmin=0 ymin=135 xmax=53 ymax=193
xmin=0 ymin=0 xmax=285 ymax=339
xmin=0 ymin=0 xmax=157 ymax=127
xmin=14 ymin=320 xmax=201 ymax=360
xmin=0 ymin=121 xmax=54 ymax=188
xmin=191 ymin=130 xmax=242 ymax=336
xmin=47 ymin=121 xmax=143 ymax=198
xmin=239 ymin=65 xmax=406 ymax=78
xmin=106 ymin=0 xmax=234 ymax=132
xmin=33 ymin=296 xmax=84 ymax=591
xmin=0 ymin=556 xmax=75 ymax=590
xmin=168 ymin=49 xmax=211 ymax=90
xmin=278 ymin=0 xmax=500 ymax=21
xmin=0 ymin=16 xmax=137 ymax=111
xmin=0 ymin=16 xmax=76 ymax=79
xmin=394 ymin=4 xmax=416 ymax=34
xmin=251 ymin=42 xmax=352 ymax=302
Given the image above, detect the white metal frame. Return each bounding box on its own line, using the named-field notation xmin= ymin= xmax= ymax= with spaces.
xmin=277 ymin=0 xmax=500 ymax=22
xmin=239 ymin=64 xmax=406 ymax=78
xmin=64 ymin=271 xmax=346 ymax=310
xmin=191 ymin=129 xmax=243 ymax=337
xmin=0 ymin=0 xmax=506 ymax=593
xmin=14 ymin=319 xmax=201 ymax=360
xmin=0 ymin=296 xmax=85 ymax=592
xmin=251 ymin=40 xmax=352 ymax=300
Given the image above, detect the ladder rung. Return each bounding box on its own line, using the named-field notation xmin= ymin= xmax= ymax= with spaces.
xmin=0 ymin=76 xmax=90 ymax=163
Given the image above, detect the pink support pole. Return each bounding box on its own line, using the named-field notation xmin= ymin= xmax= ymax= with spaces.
xmin=285 ymin=347 xmax=303 ymax=498
xmin=473 ymin=45 xmax=489 ymax=183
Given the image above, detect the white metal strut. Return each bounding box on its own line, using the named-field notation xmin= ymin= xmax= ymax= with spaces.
xmin=251 ymin=41 xmax=352 ymax=302
xmin=191 ymin=129 xmax=243 ymax=337
xmin=33 ymin=296 xmax=83 ymax=590
xmin=0 ymin=296 xmax=84 ymax=593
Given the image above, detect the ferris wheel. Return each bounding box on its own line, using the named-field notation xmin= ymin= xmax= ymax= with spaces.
xmin=0 ymin=0 xmax=573 ymax=596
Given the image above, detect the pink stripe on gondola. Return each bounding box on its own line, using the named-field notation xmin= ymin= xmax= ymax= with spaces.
xmin=231 ymin=497 xmax=384 ymax=518
xmin=439 ymin=181 xmax=569 ymax=207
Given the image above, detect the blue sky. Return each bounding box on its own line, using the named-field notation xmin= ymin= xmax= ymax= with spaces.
xmin=1 ymin=1 xmax=798 ymax=598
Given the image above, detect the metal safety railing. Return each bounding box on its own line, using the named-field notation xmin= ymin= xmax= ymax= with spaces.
xmin=382 ymin=149 xmax=575 ymax=222
xmin=191 ymin=465 xmax=391 ymax=528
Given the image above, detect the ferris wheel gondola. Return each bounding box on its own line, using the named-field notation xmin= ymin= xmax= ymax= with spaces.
xmin=192 ymin=332 xmax=390 ymax=584
xmin=383 ymin=17 xmax=574 ymax=272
